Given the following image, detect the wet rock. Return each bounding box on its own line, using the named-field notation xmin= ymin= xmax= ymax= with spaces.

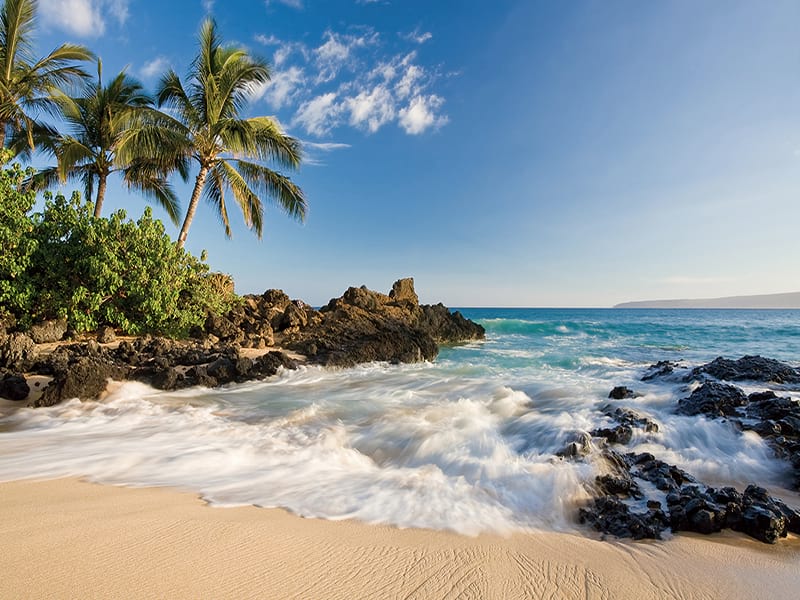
xmin=29 ymin=318 xmax=67 ymax=344
xmin=557 ymin=431 xmax=593 ymax=458
xmin=582 ymin=450 xmax=800 ymax=544
xmin=96 ymin=326 xmax=116 ymax=344
xmin=677 ymin=382 xmax=747 ymax=417
xmin=0 ymin=373 xmax=29 ymax=401
xmin=579 ymin=496 xmax=668 ymax=540
xmin=602 ymin=406 xmax=659 ymax=433
xmin=416 ymin=304 xmax=485 ymax=345
xmin=33 ymin=357 xmax=129 ymax=407
xmin=691 ymin=355 xmax=800 ymax=384
xmin=641 ymin=360 xmax=686 ymax=382
xmin=592 ymin=425 xmax=633 ymax=445
xmin=151 ymin=367 xmax=182 ymax=391
xmin=608 ymin=386 xmax=635 ymax=400
xmin=595 ymin=474 xmax=643 ymax=499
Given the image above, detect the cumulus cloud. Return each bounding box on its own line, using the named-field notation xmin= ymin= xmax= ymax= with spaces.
xmin=293 ymin=93 xmax=343 ymax=136
xmin=202 ymin=0 xmax=214 ymax=12
xmin=399 ymin=95 xmax=448 ymax=135
xmin=250 ymin=66 xmax=305 ymax=109
xmin=139 ymin=57 xmax=170 ymax=81
xmin=346 ymin=85 xmax=395 ymax=132
xmin=39 ymin=0 xmax=128 ymax=37
xmin=254 ymin=26 xmax=449 ymax=137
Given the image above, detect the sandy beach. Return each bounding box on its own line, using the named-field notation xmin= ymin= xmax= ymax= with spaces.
xmin=0 ymin=478 xmax=797 ymax=600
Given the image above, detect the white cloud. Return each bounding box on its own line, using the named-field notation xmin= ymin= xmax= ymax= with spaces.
xmin=39 ymin=0 xmax=128 ymax=37
xmin=398 ymin=95 xmax=448 ymax=135
xmin=292 ymin=93 xmax=343 ymax=136
xmin=140 ymin=57 xmax=169 ymax=81
xmin=256 ymin=34 xmax=281 ymax=46
xmin=40 ymin=0 xmax=104 ymax=36
xmin=346 ymin=85 xmax=395 ymax=132
xmin=304 ymin=141 xmax=351 ymax=151
xmin=314 ymin=30 xmax=375 ymax=83
xmin=202 ymin=0 xmax=214 ymax=12
xmin=401 ymin=28 xmax=432 ymax=44
xmin=395 ymin=64 xmax=423 ymax=100
xmin=302 ymin=140 xmax=351 ymax=166
xmin=251 ymin=66 xmax=305 ymax=109
xmin=105 ymin=0 xmax=129 ymax=24
xmin=254 ymin=27 xmax=450 ymax=137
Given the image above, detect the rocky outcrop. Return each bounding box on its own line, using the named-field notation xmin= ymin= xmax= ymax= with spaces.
xmin=676 ymin=382 xmax=748 ymax=417
xmin=278 ymin=278 xmax=484 ymax=367
xmin=691 ymin=355 xmax=800 ymax=384
xmin=0 ymin=332 xmax=37 ymax=371
xmin=580 ymin=451 xmax=800 ymax=543
xmin=3 ymin=278 xmax=480 ymax=407
xmin=608 ymin=386 xmax=636 ymax=400
xmin=28 ymin=319 xmax=67 ymax=344
xmin=0 ymin=371 xmax=29 ymax=401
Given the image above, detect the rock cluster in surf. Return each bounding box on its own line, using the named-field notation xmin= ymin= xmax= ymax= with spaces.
xmin=575 ymin=355 xmax=800 ymax=544
xmin=0 ymin=278 xmax=484 ymax=406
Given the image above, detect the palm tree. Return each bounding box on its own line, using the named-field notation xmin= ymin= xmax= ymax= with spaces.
xmin=155 ymin=18 xmax=306 ymax=249
xmin=31 ymin=60 xmax=184 ymax=221
xmin=0 ymin=0 xmax=93 ymax=149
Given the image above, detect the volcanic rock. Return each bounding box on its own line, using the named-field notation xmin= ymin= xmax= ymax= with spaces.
xmin=691 ymin=355 xmax=800 ymax=384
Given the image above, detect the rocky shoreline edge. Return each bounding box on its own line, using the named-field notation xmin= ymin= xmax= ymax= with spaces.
xmin=576 ymin=355 xmax=800 ymax=545
xmin=2 ymin=290 xmax=800 ymax=546
xmin=0 ymin=278 xmax=485 ymax=407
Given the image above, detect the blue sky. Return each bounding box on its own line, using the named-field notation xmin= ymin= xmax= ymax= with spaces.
xmin=33 ymin=0 xmax=800 ymax=306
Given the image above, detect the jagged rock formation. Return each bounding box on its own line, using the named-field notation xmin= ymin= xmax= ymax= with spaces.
xmin=0 ymin=278 xmax=484 ymax=405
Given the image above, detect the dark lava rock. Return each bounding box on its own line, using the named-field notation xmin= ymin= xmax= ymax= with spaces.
xmin=579 ymin=496 xmax=669 ymax=540
xmin=0 ymin=332 xmax=37 ymax=371
xmin=283 ymin=279 xmax=483 ymax=367
xmin=595 ymin=473 xmax=643 ymax=499
xmin=677 ymin=382 xmax=748 ymax=417
xmin=641 ymin=360 xmax=686 ymax=382
xmin=609 ymin=386 xmax=635 ymax=400
xmin=603 ymin=406 xmax=659 ymax=433
xmin=592 ymin=425 xmax=633 ymax=445
xmin=28 ymin=318 xmax=67 ymax=344
xmin=582 ymin=450 xmax=800 ymax=544
xmin=691 ymin=355 xmax=800 ymax=384
xmin=96 ymin=326 xmax=117 ymax=344
xmin=0 ymin=373 xmax=29 ymax=401
xmin=33 ymin=357 xmax=129 ymax=407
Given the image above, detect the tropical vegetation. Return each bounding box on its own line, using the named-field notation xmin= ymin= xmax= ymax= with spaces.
xmin=156 ymin=18 xmax=306 ymax=248
xmin=0 ymin=1 xmax=307 ymax=337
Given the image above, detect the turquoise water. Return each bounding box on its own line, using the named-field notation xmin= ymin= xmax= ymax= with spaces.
xmin=0 ymin=308 xmax=798 ymax=534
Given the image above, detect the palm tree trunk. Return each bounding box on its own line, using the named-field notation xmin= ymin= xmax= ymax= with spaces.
xmin=94 ymin=172 xmax=107 ymax=218
xmin=176 ymin=166 xmax=209 ymax=249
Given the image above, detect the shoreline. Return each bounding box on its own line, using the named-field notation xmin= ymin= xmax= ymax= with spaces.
xmin=1 ymin=478 xmax=799 ymax=599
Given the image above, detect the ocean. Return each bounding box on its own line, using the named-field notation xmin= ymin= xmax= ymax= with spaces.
xmin=1 ymin=308 xmax=798 ymax=536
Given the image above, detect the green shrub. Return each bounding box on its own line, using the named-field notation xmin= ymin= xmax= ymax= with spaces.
xmin=0 ymin=150 xmax=37 ymax=320
xmin=1 ymin=156 xmax=239 ymax=336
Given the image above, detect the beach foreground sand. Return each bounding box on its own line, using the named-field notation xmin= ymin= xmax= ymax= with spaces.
xmin=1 ymin=479 xmax=798 ymax=599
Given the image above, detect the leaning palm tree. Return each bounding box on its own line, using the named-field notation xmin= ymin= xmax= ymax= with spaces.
xmin=155 ymin=18 xmax=306 ymax=249
xmin=0 ymin=0 xmax=93 ymax=149
xmin=31 ymin=60 xmax=184 ymax=220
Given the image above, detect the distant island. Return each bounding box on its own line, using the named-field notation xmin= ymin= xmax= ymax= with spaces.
xmin=614 ymin=291 xmax=800 ymax=309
